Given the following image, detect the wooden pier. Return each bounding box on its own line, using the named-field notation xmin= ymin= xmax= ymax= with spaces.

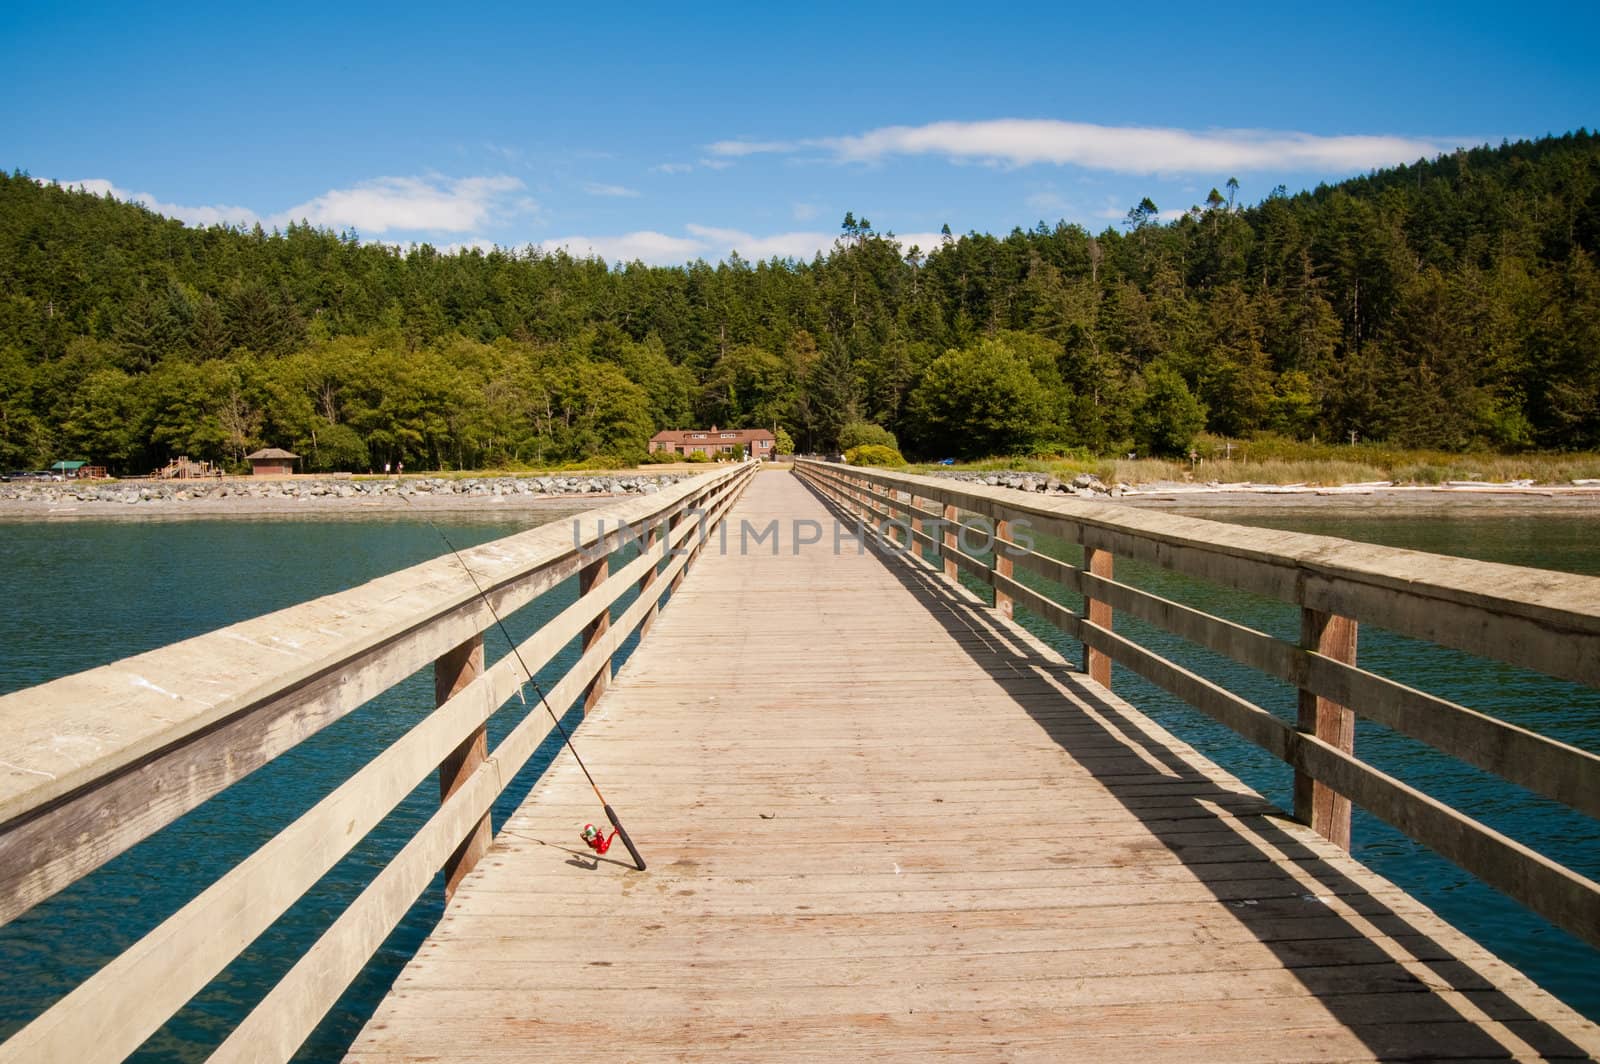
xmin=344 ymin=469 xmax=1597 ymax=1061
xmin=1 ymin=462 xmax=1597 ymax=1061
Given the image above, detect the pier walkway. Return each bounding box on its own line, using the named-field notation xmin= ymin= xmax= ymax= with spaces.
xmin=348 ymin=471 xmax=1598 ymax=1061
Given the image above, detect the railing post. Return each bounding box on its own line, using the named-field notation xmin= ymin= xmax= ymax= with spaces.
xmin=1295 ymin=609 xmax=1358 ymax=848
xmin=580 ymin=552 xmax=611 ymax=713
xmin=890 ymin=489 xmax=908 ymax=549
xmin=994 ymin=517 xmax=1014 ymax=620
xmin=910 ymin=495 xmax=925 ymax=561
xmin=942 ymin=503 xmax=959 ymax=583
xmin=1083 ymin=547 xmax=1113 ymax=688
xmin=639 ymin=520 xmax=662 ymax=635
xmin=668 ymin=509 xmax=689 ymax=592
xmin=435 ymin=633 xmax=488 ymax=900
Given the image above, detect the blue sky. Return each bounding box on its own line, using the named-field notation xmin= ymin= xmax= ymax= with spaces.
xmin=5 ymin=1 xmax=1597 ymax=265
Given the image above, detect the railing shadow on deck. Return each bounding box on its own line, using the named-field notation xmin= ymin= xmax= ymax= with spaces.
xmin=796 ymin=464 xmax=1596 ymax=1059
xmin=0 ymin=463 xmax=757 ymax=1062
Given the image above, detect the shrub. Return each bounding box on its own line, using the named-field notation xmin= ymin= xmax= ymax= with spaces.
xmin=1134 ymin=365 xmax=1206 ymax=456
xmin=845 ymin=443 xmax=906 ymax=467
xmin=685 ymin=451 xmax=711 ymax=463
xmin=305 ymin=422 xmax=369 ymax=472
xmin=838 ymin=421 xmax=898 ymax=452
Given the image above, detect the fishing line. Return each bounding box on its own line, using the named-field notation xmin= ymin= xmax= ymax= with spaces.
xmin=400 ymin=493 xmax=646 ymax=871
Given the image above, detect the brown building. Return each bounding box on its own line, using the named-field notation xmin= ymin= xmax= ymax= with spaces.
xmin=649 ymin=426 xmax=776 ymax=459
xmin=245 ymin=447 xmax=300 ymax=477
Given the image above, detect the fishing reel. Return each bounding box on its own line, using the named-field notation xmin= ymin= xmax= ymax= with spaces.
xmin=581 ymin=823 xmax=617 ymax=855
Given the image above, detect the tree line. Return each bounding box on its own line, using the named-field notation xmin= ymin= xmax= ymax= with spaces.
xmin=2 ymin=130 xmax=1598 ymax=473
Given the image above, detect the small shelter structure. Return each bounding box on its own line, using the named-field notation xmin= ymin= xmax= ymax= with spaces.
xmin=245 ymin=448 xmax=300 ymax=477
xmin=648 ymin=426 xmax=776 ymax=459
xmin=50 ymin=461 xmax=87 ymax=479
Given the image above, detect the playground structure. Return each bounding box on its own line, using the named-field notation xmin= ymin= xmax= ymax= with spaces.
xmin=154 ymin=456 xmax=222 ymax=479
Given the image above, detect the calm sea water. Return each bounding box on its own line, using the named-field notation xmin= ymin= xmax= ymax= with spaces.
xmin=0 ymin=506 xmax=1596 ymax=1058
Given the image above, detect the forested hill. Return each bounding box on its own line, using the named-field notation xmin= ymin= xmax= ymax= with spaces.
xmin=3 ymin=131 xmax=1599 ymax=473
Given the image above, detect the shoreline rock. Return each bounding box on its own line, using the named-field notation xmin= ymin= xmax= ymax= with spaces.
xmin=928 ymin=469 xmax=1124 ymax=497
xmin=0 ymin=473 xmax=689 ymax=511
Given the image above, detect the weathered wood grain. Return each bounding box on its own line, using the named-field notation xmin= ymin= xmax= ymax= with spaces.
xmin=804 ymin=461 xmax=1600 ymax=945
xmin=1295 ymin=609 xmax=1356 ymax=847
xmin=349 ymin=469 xmax=1600 ymax=1062
xmin=0 ymin=476 xmax=754 ymax=1064
xmin=0 ymin=465 xmax=752 ymax=924
xmin=798 ymin=461 xmax=1600 ymax=686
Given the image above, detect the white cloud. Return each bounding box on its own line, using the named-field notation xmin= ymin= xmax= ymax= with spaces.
xmin=540 ymin=231 xmax=708 ymax=265
xmin=1026 ymin=190 xmax=1072 ymax=214
xmin=54 ymin=172 xmax=539 ymax=239
xmin=279 ymin=175 xmax=529 ymax=234
xmin=706 ymin=139 xmax=796 ymax=158
xmin=685 ymin=224 xmax=835 ymax=261
xmin=697 ymin=157 xmax=733 ymax=171
xmin=583 ymin=182 xmax=641 ymax=198
xmin=55 ymin=178 xmax=260 ymax=228
xmin=484 ymin=143 xmax=526 ymax=164
xmin=436 ymin=238 xmax=502 ymax=255
xmin=539 ymin=224 xmax=957 ymax=267
xmin=891 ymin=231 xmax=952 ymax=256
xmin=651 ymin=162 xmax=693 ymax=174
xmin=711 ymin=119 xmax=1448 ymax=175
xmin=792 ymin=201 xmax=822 ymax=222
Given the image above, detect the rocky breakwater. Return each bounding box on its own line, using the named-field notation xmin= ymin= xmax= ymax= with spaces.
xmin=0 ymin=473 xmax=690 ymax=509
xmin=928 ymin=470 xmax=1128 ymax=498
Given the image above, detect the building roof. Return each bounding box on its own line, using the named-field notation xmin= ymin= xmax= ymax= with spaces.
xmin=50 ymin=460 xmax=87 ymax=470
xmin=650 ymin=427 xmax=775 ymax=443
xmin=245 ymin=448 xmax=300 ymax=460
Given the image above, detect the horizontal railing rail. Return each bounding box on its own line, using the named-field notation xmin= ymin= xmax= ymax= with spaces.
xmin=795 ymin=459 xmax=1600 ymax=951
xmin=0 ymin=462 xmax=756 ymax=1063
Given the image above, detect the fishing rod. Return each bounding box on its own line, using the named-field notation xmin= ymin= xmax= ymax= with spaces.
xmin=401 ymin=492 xmax=646 ymax=871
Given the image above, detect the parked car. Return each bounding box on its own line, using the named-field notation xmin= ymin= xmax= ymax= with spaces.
xmin=2 ymin=470 xmax=52 ymax=481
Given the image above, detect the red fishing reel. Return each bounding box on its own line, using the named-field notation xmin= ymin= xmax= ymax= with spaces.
xmin=581 ymin=823 xmax=616 ymax=855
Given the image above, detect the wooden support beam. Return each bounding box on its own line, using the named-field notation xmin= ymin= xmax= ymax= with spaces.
xmin=668 ymin=511 xmax=688 ymax=593
xmin=580 ymin=554 xmax=611 ymax=712
xmin=433 ymin=634 xmax=488 ymax=900
xmin=1296 ymin=609 xmax=1358 ymax=849
xmin=994 ymin=518 xmax=1014 ymax=620
xmin=639 ymin=521 xmax=662 ymax=636
xmin=1084 ymin=548 xmax=1113 ymax=688
xmin=942 ymin=503 xmax=959 ymax=584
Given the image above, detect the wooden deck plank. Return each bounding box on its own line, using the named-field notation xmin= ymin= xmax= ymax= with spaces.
xmin=348 ymin=469 xmax=1600 ymax=1061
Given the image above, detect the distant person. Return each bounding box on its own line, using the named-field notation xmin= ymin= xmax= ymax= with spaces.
xmin=384 ymin=462 xmax=390 ymax=475
xmin=397 ymin=461 xmax=404 ymax=476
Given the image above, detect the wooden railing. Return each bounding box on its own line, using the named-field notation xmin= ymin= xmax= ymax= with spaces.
xmin=0 ymin=462 xmax=756 ymax=1062
xmin=795 ymin=459 xmax=1600 ymax=950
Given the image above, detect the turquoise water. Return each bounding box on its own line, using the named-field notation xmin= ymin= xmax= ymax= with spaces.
xmin=0 ymin=508 xmax=1596 ymax=1057
xmin=993 ymin=508 xmax=1600 ymax=1021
